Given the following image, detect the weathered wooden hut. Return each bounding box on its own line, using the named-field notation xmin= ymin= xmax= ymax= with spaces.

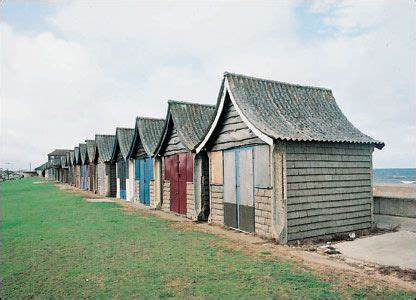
xmin=111 ymin=128 xmax=135 ymax=200
xmin=127 ymin=117 xmax=165 ymax=206
xmin=66 ymin=151 xmax=72 ymax=184
xmin=60 ymin=154 xmax=69 ymax=183
xmin=74 ymin=146 xmax=81 ymax=187
xmin=154 ymin=100 xmax=215 ymax=220
xmin=68 ymin=150 xmax=75 ymax=185
xmin=47 ymin=149 xmax=70 ymax=181
xmin=197 ymin=72 xmax=384 ymax=243
xmin=95 ymin=134 xmax=117 ymax=197
xmin=86 ymin=139 xmax=97 ymax=192
xmin=79 ymin=143 xmax=89 ymax=190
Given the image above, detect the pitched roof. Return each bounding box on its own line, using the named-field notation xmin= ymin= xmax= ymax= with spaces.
xmin=111 ymin=128 xmax=135 ymax=160
xmin=48 ymin=149 xmax=71 ymax=156
xmin=35 ymin=162 xmax=48 ymax=171
xmin=155 ymin=100 xmax=216 ymax=154
xmin=95 ymin=134 xmax=116 ymax=162
xmin=74 ymin=147 xmax=80 ymax=164
xmin=128 ymin=117 xmax=165 ymax=158
xmin=198 ymin=72 xmax=384 ymax=151
xmin=66 ymin=152 xmax=71 ymax=165
xmin=60 ymin=155 xmax=67 ymax=167
xmin=86 ymin=139 xmax=96 ymax=162
xmin=79 ymin=143 xmax=88 ymax=164
xmin=69 ymin=150 xmax=75 ymax=165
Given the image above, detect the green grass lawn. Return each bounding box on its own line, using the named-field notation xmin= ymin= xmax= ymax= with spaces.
xmin=0 ymin=178 xmax=413 ymax=298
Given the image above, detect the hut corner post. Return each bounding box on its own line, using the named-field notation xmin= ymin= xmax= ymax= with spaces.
xmin=272 ymin=142 xmax=288 ymax=244
xmin=153 ymin=157 xmax=163 ymax=209
xmin=370 ymin=146 xmax=375 ymax=228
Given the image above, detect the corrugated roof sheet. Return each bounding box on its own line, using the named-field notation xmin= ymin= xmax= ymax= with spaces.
xmin=74 ymin=147 xmax=80 ymax=164
xmin=132 ymin=117 xmax=165 ymax=156
xmin=95 ymin=134 xmax=116 ymax=162
xmin=156 ymin=100 xmax=216 ymax=154
xmin=79 ymin=143 xmax=88 ymax=164
xmin=112 ymin=128 xmax=135 ymax=160
xmin=66 ymin=152 xmax=71 ymax=166
xmin=35 ymin=162 xmax=48 ymax=171
xmin=48 ymin=149 xmax=71 ymax=156
xmin=86 ymin=140 xmax=96 ymax=163
xmin=60 ymin=155 xmax=67 ymax=167
xmin=69 ymin=150 xmax=75 ymax=165
xmin=222 ymin=72 xmax=384 ymax=149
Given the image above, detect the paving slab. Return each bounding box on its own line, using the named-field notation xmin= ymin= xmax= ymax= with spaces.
xmin=336 ymin=231 xmax=416 ymax=270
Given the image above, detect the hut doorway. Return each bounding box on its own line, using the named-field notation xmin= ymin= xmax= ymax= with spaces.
xmin=136 ymin=157 xmax=153 ymax=205
xmin=165 ymin=153 xmax=193 ymax=215
xmin=117 ymin=160 xmax=127 ymax=199
xmin=223 ymin=147 xmax=255 ymax=232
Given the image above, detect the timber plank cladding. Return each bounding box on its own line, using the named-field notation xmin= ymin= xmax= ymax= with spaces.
xmin=154 ymin=100 xmax=215 ymax=219
xmin=111 ymin=128 xmax=135 ymax=200
xmin=128 ymin=117 xmax=165 ymax=207
xmin=197 ymin=72 xmax=384 ymax=244
xmin=95 ymin=134 xmax=117 ymax=197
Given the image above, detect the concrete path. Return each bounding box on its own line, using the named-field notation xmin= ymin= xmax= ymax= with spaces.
xmin=336 ymin=231 xmax=416 ymax=270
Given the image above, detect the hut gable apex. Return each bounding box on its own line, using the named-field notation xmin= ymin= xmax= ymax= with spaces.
xmin=197 ymin=72 xmax=384 ymax=152
xmin=79 ymin=143 xmax=88 ymax=165
xmin=74 ymin=146 xmax=80 ymax=164
xmin=128 ymin=117 xmax=165 ymax=158
xmin=155 ymin=100 xmax=216 ymax=155
xmin=86 ymin=139 xmax=97 ymax=163
xmin=111 ymin=127 xmax=134 ymax=161
xmin=95 ymin=134 xmax=115 ymax=163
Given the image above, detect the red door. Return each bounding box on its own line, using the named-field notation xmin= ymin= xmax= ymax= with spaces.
xmin=165 ymin=153 xmax=193 ymax=215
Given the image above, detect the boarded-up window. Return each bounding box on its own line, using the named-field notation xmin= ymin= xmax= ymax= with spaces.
xmin=254 ymin=145 xmax=270 ymax=187
xmin=211 ymin=151 xmax=223 ymax=184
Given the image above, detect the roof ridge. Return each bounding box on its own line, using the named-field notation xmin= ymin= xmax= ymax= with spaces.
xmin=224 ymin=71 xmax=332 ymax=92
xmin=95 ymin=134 xmax=115 ymax=137
xmin=137 ymin=116 xmax=165 ymax=121
xmin=168 ymin=99 xmax=215 ymax=108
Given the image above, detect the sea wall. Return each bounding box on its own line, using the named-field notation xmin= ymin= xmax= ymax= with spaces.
xmin=373 ymin=183 xmax=416 ymax=218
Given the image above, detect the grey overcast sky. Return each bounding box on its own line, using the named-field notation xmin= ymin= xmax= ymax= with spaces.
xmin=1 ymin=0 xmax=415 ymax=170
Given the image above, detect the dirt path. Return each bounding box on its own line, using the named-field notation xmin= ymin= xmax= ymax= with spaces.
xmin=56 ymin=183 xmax=416 ymax=292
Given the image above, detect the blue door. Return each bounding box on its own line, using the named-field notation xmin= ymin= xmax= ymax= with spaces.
xmin=138 ymin=157 xmax=153 ymax=205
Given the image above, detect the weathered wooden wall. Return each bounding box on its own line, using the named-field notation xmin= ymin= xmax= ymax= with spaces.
xmin=162 ymin=126 xmax=187 ymax=156
xmin=210 ymin=96 xmax=263 ymax=151
xmin=285 ymin=141 xmax=373 ymax=242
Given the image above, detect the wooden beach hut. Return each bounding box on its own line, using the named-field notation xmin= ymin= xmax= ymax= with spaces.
xmin=111 ymin=128 xmax=135 ymax=200
xmin=68 ymin=150 xmax=75 ymax=185
xmin=47 ymin=149 xmax=70 ymax=181
xmin=74 ymin=146 xmax=81 ymax=188
xmin=79 ymin=143 xmax=89 ymax=190
xmin=60 ymin=154 xmax=69 ymax=183
xmin=86 ymin=139 xmax=97 ymax=192
xmin=127 ymin=117 xmax=165 ymax=206
xmin=154 ymin=100 xmax=215 ymax=220
xmin=197 ymin=72 xmax=384 ymax=243
xmin=95 ymin=134 xmax=117 ymax=197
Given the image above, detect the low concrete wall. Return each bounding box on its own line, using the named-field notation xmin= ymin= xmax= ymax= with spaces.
xmin=373 ymin=197 xmax=416 ymax=218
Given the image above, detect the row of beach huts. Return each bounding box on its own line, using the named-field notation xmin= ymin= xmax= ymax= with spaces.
xmin=35 ymin=72 xmax=384 ymax=244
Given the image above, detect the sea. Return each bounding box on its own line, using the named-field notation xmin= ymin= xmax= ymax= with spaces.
xmin=373 ymin=168 xmax=416 ymax=184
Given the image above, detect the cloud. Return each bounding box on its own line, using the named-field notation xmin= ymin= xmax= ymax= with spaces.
xmin=1 ymin=0 xmax=414 ymax=170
